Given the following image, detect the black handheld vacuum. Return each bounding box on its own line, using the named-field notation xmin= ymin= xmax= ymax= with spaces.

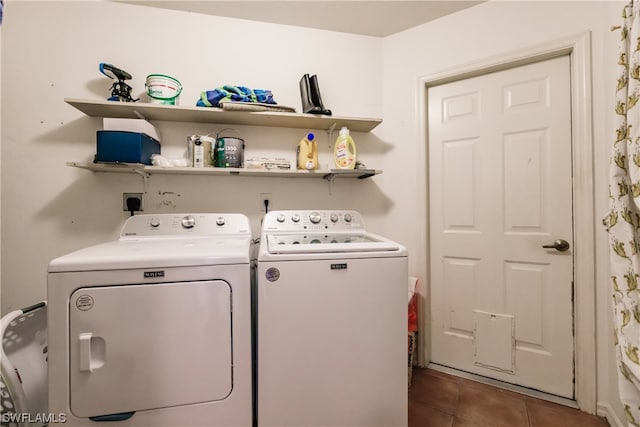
xmin=99 ymin=63 xmax=139 ymax=102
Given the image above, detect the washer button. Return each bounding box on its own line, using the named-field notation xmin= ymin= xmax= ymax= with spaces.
xmin=216 ymin=217 xmax=226 ymax=226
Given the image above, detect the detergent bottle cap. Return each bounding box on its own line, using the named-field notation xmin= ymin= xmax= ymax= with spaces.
xmin=307 ymin=133 xmax=315 ymax=141
xmin=339 ymin=126 xmax=350 ymax=136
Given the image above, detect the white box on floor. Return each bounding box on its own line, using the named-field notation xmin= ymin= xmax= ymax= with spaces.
xmin=103 ymin=118 xmax=160 ymax=141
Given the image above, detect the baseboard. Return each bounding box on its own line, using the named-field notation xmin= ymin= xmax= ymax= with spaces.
xmin=597 ymin=402 xmax=625 ymax=427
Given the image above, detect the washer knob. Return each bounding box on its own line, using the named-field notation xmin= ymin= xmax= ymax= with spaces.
xmin=276 ymin=214 xmax=286 ymax=223
xmin=344 ymin=213 xmax=353 ymax=223
xmin=181 ymin=215 xmax=196 ymax=229
xmin=216 ymin=217 xmax=226 ymax=226
xmin=330 ymin=213 xmax=339 ymax=223
xmin=291 ymin=214 xmax=300 ymax=223
xmin=149 ymin=218 xmax=161 ymax=228
xmin=309 ymin=212 xmax=322 ymax=224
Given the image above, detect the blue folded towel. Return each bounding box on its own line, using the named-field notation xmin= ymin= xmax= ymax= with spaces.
xmin=197 ymin=85 xmax=276 ymax=107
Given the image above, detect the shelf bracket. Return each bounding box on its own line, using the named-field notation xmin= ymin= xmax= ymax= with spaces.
xmin=132 ymin=109 xmax=147 ymax=121
xmin=133 ymin=170 xmax=150 ymax=193
xmin=323 ymin=172 xmax=336 ymax=196
xmin=357 ymin=171 xmax=376 ymax=179
xmin=326 ymin=123 xmax=337 ymax=149
xmin=323 ymin=172 xmax=337 ymax=182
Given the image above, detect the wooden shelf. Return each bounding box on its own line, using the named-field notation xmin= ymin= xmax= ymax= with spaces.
xmin=67 ymin=162 xmax=381 ymax=180
xmin=65 ymin=98 xmax=382 ymax=132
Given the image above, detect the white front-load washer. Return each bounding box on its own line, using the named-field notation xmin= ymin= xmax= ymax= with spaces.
xmin=47 ymin=213 xmax=253 ymax=427
xmin=256 ymin=210 xmax=408 ymax=427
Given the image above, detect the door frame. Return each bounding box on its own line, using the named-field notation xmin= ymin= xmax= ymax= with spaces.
xmin=415 ymin=32 xmax=596 ymax=413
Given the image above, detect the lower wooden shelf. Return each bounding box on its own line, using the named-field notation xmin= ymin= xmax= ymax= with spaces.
xmin=67 ymin=162 xmax=381 ymax=180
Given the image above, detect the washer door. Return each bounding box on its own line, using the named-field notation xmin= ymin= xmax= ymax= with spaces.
xmin=69 ymin=280 xmax=232 ymax=418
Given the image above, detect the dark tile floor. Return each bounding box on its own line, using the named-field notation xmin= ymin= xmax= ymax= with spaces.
xmin=409 ymin=368 xmax=610 ymax=427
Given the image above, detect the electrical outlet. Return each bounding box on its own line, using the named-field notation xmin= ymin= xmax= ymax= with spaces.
xmin=123 ymin=193 xmax=144 ymax=212
xmin=259 ymin=193 xmax=272 ymax=213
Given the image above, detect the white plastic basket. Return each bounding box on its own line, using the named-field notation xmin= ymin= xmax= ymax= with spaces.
xmin=1 ymin=302 xmax=48 ymax=427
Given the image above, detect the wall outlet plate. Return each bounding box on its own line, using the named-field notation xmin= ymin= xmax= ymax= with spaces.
xmin=123 ymin=193 xmax=144 ymax=212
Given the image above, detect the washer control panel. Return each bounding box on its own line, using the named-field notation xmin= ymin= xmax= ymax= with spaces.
xmin=120 ymin=213 xmax=250 ymax=237
xmin=263 ymin=210 xmax=364 ymax=232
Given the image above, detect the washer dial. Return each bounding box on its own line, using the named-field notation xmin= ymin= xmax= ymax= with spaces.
xmin=309 ymin=212 xmax=322 ymax=224
xmin=181 ymin=215 xmax=196 ymax=229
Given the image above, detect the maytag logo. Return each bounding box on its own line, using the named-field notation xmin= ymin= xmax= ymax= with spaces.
xmin=331 ymin=263 xmax=348 ymax=270
xmin=144 ymin=270 xmax=165 ymax=278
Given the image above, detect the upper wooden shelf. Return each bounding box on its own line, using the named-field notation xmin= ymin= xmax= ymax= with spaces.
xmin=65 ymin=98 xmax=382 ymax=132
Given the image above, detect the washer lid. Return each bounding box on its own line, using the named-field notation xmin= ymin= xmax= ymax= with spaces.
xmin=48 ymin=237 xmax=251 ymax=272
xmin=265 ymin=232 xmax=400 ymax=254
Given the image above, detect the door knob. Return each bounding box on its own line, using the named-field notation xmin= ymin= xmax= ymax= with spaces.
xmin=542 ymin=239 xmax=570 ymax=252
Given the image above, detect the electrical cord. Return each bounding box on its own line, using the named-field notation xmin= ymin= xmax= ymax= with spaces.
xmin=126 ymin=197 xmax=141 ymax=216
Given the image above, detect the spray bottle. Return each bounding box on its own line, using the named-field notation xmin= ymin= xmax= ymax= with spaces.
xmin=333 ymin=126 xmax=356 ymax=169
xmin=297 ymin=132 xmax=318 ymax=170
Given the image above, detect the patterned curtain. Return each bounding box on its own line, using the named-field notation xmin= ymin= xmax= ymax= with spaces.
xmin=604 ymin=1 xmax=640 ymax=425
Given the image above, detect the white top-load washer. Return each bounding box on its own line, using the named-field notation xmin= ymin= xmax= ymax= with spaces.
xmin=47 ymin=213 xmax=253 ymax=427
xmin=256 ymin=210 xmax=408 ymax=427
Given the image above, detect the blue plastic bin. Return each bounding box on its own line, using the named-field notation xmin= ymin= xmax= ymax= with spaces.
xmin=96 ymin=131 xmax=160 ymax=165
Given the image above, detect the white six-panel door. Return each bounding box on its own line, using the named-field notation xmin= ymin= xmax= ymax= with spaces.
xmin=428 ymin=56 xmax=574 ymax=398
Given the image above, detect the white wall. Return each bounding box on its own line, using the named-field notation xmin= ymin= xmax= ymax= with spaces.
xmin=381 ymin=0 xmax=624 ymax=423
xmin=1 ymin=1 xmax=390 ymax=311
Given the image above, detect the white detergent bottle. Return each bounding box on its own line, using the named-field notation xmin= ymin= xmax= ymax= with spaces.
xmin=297 ymin=132 xmax=318 ymax=170
xmin=333 ymin=126 xmax=356 ymax=169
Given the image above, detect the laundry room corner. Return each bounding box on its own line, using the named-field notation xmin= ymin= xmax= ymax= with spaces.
xmin=382 ymin=0 xmax=627 ymax=424
xmin=3 ymin=0 xmax=630 ymax=425
xmin=0 ymin=0 xmax=397 ymax=315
